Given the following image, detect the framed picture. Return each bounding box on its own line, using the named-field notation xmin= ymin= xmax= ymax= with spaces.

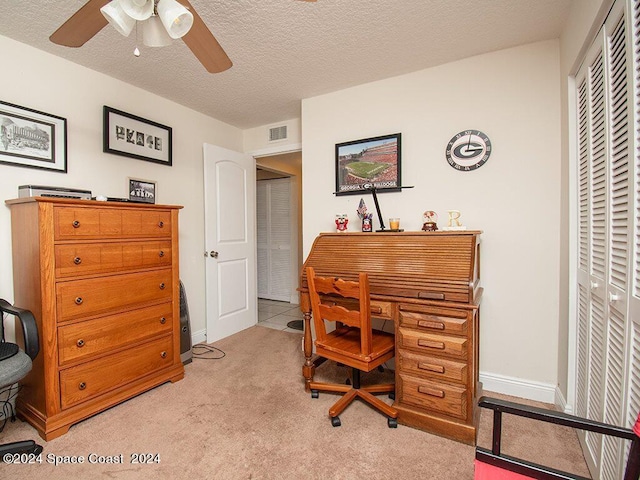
xmin=335 ymin=133 xmax=401 ymax=196
xmin=0 ymin=100 xmax=67 ymax=172
xmin=128 ymin=177 xmax=157 ymax=204
xmin=104 ymin=106 xmax=172 ymax=166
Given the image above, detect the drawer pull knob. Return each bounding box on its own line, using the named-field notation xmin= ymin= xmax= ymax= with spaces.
xmin=159 ymin=283 xmax=166 ymax=290
xmin=160 ymin=351 xmax=167 ymax=359
xmin=160 ymin=317 xmax=167 ymax=324
xmin=75 ymin=297 xmax=83 ymax=305
xmin=159 ymin=251 xmax=165 ymax=257
xmin=158 ymin=221 xmax=164 ymax=228
xmin=370 ymin=306 xmax=383 ymax=314
xmin=78 ymin=382 xmax=87 ymax=390
xmin=76 ymin=339 xmax=85 ymax=348
xmin=417 ymin=339 xmax=445 ymax=350
xmin=72 ymin=220 xmax=81 ymax=228
xmin=418 ymin=386 xmax=445 ymax=398
xmin=418 ymin=320 xmax=445 ymax=330
xmin=419 ymin=363 xmax=445 ymax=374
xmin=74 ymin=257 xmax=82 ymax=265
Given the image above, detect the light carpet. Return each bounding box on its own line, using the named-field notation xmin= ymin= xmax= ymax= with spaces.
xmin=0 ymin=326 xmax=590 ymax=479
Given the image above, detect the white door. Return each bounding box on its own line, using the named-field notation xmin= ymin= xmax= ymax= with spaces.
xmin=257 ymin=178 xmax=292 ymax=302
xmin=204 ymin=143 xmax=257 ymax=343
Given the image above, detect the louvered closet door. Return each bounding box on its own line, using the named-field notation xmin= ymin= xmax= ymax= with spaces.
xmin=574 ymin=1 xmax=636 ymax=479
xmin=256 ymin=178 xmax=292 ymax=302
xmin=627 ymin=0 xmax=640 ymax=462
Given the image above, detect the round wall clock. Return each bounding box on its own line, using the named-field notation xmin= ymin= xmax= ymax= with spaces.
xmin=445 ymin=130 xmax=492 ymax=171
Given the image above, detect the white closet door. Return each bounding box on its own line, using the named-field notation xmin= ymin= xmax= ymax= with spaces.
xmin=574 ymin=2 xmax=636 ymax=478
xmin=257 ymin=178 xmax=292 ymax=302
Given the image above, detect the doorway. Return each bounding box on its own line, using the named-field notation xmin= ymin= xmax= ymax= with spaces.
xmin=255 ymin=152 xmax=302 ymax=331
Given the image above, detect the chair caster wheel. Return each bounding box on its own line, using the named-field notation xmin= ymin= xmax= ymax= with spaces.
xmin=377 ymin=365 xmax=385 ymax=372
xmin=389 ymin=393 xmax=395 ymax=400
xmin=311 ymin=390 xmax=319 ymax=399
xmin=331 ymin=416 xmax=341 ymax=427
xmin=345 ymin=378 xmax=351 ymax=385
xmin=388 ymin=417 xmax=398 ymax=428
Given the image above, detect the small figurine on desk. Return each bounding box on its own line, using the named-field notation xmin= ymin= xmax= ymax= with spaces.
xmin=335 ymin=214 xmax=349 ymax=233
xmin=422 ymin=210 xmax=438 ymax=231
xmin=442 ymin=210 xmax=467 ymax=230
xmin=356 ymin=198 xmax=372 ymax=232
xmin=361 ymin=214 xmax=373 ymax=232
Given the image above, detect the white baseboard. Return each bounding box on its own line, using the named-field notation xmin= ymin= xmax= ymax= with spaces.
xmin=192 ymin=329 xmax=207 ymax=346
xmin=479 ymin=371 xmax=557 ymax=404
xmin=555 ymin=386 xmax=574 ymax=414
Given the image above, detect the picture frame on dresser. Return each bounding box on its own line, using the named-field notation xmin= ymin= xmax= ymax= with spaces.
xmin=335 ymin=133 xmax=401 ymax=196
xmin=128 ymin=177 xmax=156 ymax=204
xmin=103 ymin=106 xmax=172 ymax=166
xmin=0 ymin=100 xmax=67 ymax=172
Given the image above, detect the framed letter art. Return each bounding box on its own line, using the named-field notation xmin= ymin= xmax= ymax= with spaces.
xmin=103 ymin=106 xmax=172 ymax=166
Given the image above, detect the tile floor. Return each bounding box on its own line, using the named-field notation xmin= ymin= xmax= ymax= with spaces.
xmin=257 ymin=298 xmax=303 ymax=333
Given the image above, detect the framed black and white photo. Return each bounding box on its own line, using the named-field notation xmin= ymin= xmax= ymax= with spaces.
xmin=0 ymin=100 xmax=67 ymax=172
xmin=128 ymin=177 xmax=157 ymax=204
xmin=335 ymin=133 xmax=401 ymax=196
xmin=104 ymin=106 xmax=172 ymax=166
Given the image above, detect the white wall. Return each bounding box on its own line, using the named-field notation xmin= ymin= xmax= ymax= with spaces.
xmin=301 ymin=40 xmax=563 ymax=400
xmin=0 ymin=35 xmax=244 ymax=342
xmin=243 ymin=118 xmax=302 ymax=156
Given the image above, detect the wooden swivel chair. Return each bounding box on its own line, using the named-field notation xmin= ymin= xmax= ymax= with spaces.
xmin=306 ymin=266 xmax=397 ymax=427
xmin=0 ymin=298 xmax=43 ymax=459
xmin=475 ymin=396 xmax=640 ymax=480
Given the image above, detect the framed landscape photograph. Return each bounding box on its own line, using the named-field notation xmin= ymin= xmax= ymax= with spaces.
xmin=335 ymin=133 xmax=401 ymax=196
xmin=104 ymin=106 xmax=172 ymax=166
xmin=0 ymin=100 xmax=67 ymax=172
xmin=128 ymin=177 xmax=157 ymax=204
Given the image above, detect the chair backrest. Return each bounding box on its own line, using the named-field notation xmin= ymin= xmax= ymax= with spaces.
xmin=0 ymin=298 xmax=39 ymax=360
xmin=475 ymin=396 xmax=640 ymax=480
xmin=306 ymin=266 xmax=373 ymax=356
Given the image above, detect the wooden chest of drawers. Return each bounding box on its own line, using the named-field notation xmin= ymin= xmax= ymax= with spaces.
xmin=6 ymin=197 xmax=184 ymax=440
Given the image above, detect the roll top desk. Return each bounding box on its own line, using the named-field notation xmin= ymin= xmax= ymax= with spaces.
xmin=299 ymin=231 xmax=482 ymax=444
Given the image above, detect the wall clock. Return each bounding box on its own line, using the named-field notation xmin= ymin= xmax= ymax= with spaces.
xmin=445 ymin=130 xmax=492 ymax=171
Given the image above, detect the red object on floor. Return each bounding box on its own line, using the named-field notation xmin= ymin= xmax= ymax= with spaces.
xmin=474 ymin=460 xmax=534 ymax=480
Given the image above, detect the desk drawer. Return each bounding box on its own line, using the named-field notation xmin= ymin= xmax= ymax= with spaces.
xmin=397 ymin=349 xmax=467 ymax=385
xmin=397 ymin=327 xmax=467 ymax=359
xmin=399 ymin=309 xmax=468 ymax=336
xmin=60 ymin=335 xmax=174 ymax=409
xmin=56 ymin=269 xmax=173 ymax=322
xmin=399 ymin=373 xmax=467 ymax=420
xmin=58 ymin=303 xmax=173 ymax=365
xmin=55 ymin=241 xmax=172 ymax=278
xmin=54 ymin=207 xmax=172 ymax=240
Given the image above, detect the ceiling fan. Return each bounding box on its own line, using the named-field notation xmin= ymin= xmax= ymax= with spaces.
xmin=50 ymin=0 xmax=317 ymax=74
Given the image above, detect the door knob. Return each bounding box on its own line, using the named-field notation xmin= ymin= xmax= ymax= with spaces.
xmin=210 ymin=251 xmax=219 ymax=258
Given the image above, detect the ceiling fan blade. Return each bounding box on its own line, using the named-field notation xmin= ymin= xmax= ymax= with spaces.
xmin=50 ymin=0 xmax=110 ymax=47
xmin=178 ymin=0 xmax=232 ymax=73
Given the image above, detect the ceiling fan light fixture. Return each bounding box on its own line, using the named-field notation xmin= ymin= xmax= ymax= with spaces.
xmin=100 ymin=0 xmax=136 ymax=37
xmin=143 ymin=16 xmax=173 ymax=47
xmin=157 ymin=0 xmax=194 ymax=39
xmin=120 ymin=0 xmax=154 ymax=21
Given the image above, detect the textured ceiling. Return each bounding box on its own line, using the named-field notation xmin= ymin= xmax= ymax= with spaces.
xmin=0 ymin=0 xmax=572 ymax=129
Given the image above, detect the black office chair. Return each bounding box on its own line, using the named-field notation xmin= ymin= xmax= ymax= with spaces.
xmin=0 ymin=298 xmax=43 ymax=458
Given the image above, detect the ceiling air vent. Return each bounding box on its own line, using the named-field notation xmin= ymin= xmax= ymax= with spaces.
xmin=269 ymin=125 xmax=288 ymax=142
